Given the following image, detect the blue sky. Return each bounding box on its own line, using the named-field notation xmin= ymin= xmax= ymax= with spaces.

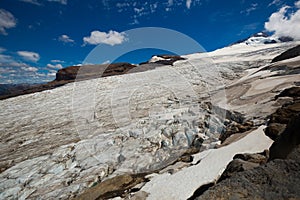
xmin=0 ymin=0 xmax=299 ymax=84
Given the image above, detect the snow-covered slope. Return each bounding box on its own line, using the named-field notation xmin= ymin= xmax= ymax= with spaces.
xmin=0 ymin=41 xmax=299 ymax=199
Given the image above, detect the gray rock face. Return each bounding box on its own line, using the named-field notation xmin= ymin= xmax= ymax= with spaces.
xmin=196 ymin=93 xmax=300 ymax=200
xmin=272 ymin=45 xmax=300 ymax=62
xmin=269 ymin=114 xmax=300 ymax=160
xmin=196 ymin=155 xmax=300 ymax=200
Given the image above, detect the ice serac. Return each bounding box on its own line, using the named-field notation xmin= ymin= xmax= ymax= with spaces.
xmin=0 ymin=40 xmax=300 ymax=199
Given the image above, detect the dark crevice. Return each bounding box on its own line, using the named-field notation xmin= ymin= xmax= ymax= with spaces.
xmin=187 ymin=182 xmax=215 ymax=200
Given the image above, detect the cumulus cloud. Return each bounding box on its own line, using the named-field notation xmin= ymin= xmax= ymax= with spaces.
xmin=265 ymin=3 xmax=300 ymax=40
xmin=0 ymin=50 xmax=45 ymax=83
xmin=83 ymin=30 xmax=127 ymax=46
xmin=186 ymin=0 xmax=192 ymax=9
xmin=0 ymin=9 xmax=17 ymax=35
xmin=20 ymin=0 xmax=67 ymax=5
xmin=17 ymin=51 xmax=40 ymax=62
xmin=47 ymin=63 xmax=63 ymax=70
xmin=58 ymin=34 xmax=74 ymax=43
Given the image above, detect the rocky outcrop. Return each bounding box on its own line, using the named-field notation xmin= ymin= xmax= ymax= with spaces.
xmin=272 ymin=45 xmax=300 ymax=63
xmin=265 ymin=87 xmax=300 ymax=140
xmin=0 ymin=63 xmax=136 ymax=100
xmin=196 ymin=115 xmax=300 ymax=200
xmin=217 ymin=151 xmax=268 ymax=182
xmin=269 ymin=114 xmax=300 ymax=160
xmin=195 ymin=86 xmax=300 ymax=200
xmin=196 ymin=148 xmax=300 ymax=200
xmin=74 ymin=174 xmax=148 ymax=200
xmin=140 ymin=55 xmax=185 ymax=66
xmin=55 ymin=63 xmax=136 ymax=81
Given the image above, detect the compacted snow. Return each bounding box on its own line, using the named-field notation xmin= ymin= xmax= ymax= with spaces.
xmin=0 ymin=41 xmax=299 ymax=199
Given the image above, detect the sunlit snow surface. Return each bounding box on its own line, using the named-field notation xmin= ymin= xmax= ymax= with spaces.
xmin=0 ymin=41 xmax=299 ymax=199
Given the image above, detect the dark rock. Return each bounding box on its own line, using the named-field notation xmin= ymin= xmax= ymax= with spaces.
xmin=264 ymin=40 xmax=277 ymax=44
xmin=219 ymin=120 xmax=253 ymax=143
xmin=0 ymin=63 xmax=136 ymax=100
xmin=269 ymin=114 xmax=300 ymax=160
xmin=218 ymin=151 xmax=268 ymax=182
xmin=272 ymin=45 xmax=300 ymax=63
xmin=74 ymin=174 xmax=148 ymax=200
xmin=55 ymin=63 xmax=136 ymax=81
xmin=194 ymin=98 xmax=300 ymax=200
xmin=196 ymin=156 xmax=300 ymax=200
xmin=278 ymin=36 xmax=294 ymax=43
xmin=275 ymin=87 xmax=300 ymax=100
xmin=266 ymin=87 xmax=300 ymax=140
xmin=140 ymin=54 xmax=185 ymax=66
xmin=233 ymin=151 xmax=268 ymax=164
xmin=218 ymin=159 xmax=260 ymax=182
xmin=264 ymin=123 xmax=286 ymax=141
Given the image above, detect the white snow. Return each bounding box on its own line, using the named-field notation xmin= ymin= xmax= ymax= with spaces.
xmin=141 ymin=126 xmax=273 ymax=200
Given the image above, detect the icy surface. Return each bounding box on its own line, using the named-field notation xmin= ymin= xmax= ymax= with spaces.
xmin=141 ymin=126 xmax=273 ymax=200
xmin=0 ymin=41 xmax=299 ymax=199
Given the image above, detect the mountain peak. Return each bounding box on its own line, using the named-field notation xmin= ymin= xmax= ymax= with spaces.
xmin=232 ymin=32 xmax=294 ymax=46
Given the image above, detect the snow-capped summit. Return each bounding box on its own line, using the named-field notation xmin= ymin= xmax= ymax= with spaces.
xmin=233 ymin=32 xmax=294 ymax=46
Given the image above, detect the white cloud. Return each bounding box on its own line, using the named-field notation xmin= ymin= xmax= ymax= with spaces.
xmin=17 ymin=51 xmax=40 ymax=62
xmin=116 ymin=2 xmax=131 ymax=8
xmin=268 ymin=0 xmax=282 ymax=7
xmin=265 ymin=5 xmax=300 ymax=40
xmin=19 ymin=0 xmax=41 ymax=6
xmin=186 ymin=0 xmax=192 ymax=9
xmin=47 ymin=0 xmax=67 ymax=5
xmin=47 ymin=63 xmax=63 ymax=70
xmin=22 ymin=66 xmax=38 ymax=72
xmin=83 ymin=30 xmax=127 ymax=46
xmin=0 ymin=47 xmax=6 ymax=53
xmin=58 ymin=34 xmax=74 ymax=43
xmin=20 ymin=0 xmax=67 ymax=5
xmin=168 ymin=0 xmax=174 ymax=7
xmin=0 ymin=54 xmax=14 ymax=63
xmin=134 ymin=7 xmax=145 ymax=14
xmin=241 ymin=3 xmax=258 ymax=15
xmin=0 ymin=9 xmax=17 ymax=35
xmin=51 ymin=59 xmax=64 ymax=63
xmin=295 ymin=0 xmax=300 ymax=8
